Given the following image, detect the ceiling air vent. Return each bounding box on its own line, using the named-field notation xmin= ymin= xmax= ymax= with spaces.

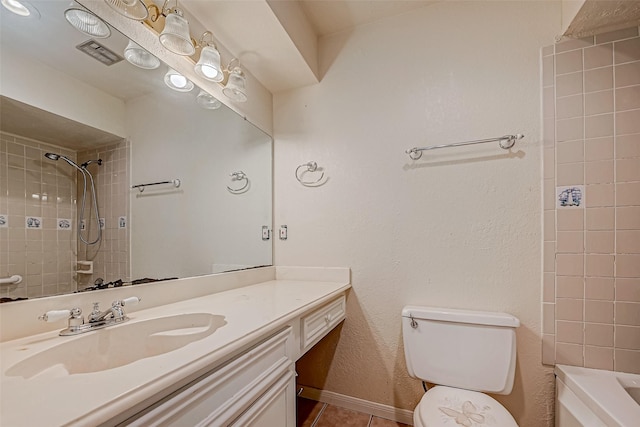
xmin=76 ymin=40 xmax=123 ymax=66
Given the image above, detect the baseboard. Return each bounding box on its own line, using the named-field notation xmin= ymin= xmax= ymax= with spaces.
xmin=298 ymin=385 xmax=414 ymax=426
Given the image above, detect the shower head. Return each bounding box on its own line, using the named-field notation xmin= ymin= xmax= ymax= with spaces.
xmin=81 ymin=159 xmax=102 ymax=168
xmin=43 ymin=152 xmax=83 ymax=171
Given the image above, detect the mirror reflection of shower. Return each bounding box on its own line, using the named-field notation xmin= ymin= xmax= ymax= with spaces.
xmin=44 ymin=153 xmax=103 ymax=245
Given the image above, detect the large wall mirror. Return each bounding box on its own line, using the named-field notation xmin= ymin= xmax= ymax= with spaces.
xmin=0 ymin=1 xmax=272 ymax=301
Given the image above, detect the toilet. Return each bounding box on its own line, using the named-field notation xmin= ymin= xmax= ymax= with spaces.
xmin=402 ymin=306 xmax=520 ymax=427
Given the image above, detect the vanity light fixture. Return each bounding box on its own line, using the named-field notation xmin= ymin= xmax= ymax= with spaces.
xmin=64 ymin=8 xmax=111 ymax=38
xmin=124 ymin=40 xmax=160 ymax=69
xmin=103 ymin=0 xmax=148 ymax=21
xmin=1 ymin=0 xmax=38 ymax=17
xmin=157 ymin=0 xmax=195 ymax=56
xmin=164 ymin=67 xmax=194 ymax=92
xmin=196 ymin=90 xmax=222 ymax=110
xmin=194 ymin=31 xmax=223 ymax=82
xmin=222 ymin=59 xmax=247 ymax=103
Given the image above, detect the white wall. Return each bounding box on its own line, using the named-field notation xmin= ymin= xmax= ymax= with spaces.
xmin=0 ymin=46 xmax=126 ymax=137
xmin=128 ymin=91 xmax=272 ymax=280
xmin=274 ymin=2 xmax=561 ymax=426
xmin=562 ymin=0 xmax=586 ymax=34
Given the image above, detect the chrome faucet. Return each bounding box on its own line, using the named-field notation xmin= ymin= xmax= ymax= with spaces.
xmin=89 ymin=301 xmax=126 ymax=323
xmin=39 ymin=296 xmax=141 ymax=336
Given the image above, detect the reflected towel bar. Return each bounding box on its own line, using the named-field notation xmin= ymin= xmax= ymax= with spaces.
xmin=406 ymin=134 xmax=524 ymax=160
xmin=131 ymin=179 xmax=181 ymax=192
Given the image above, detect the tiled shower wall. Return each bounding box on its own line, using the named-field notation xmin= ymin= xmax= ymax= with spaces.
xmin=542 ymin=27 xmax=640 ymax=373
xmin=0 ymin=132 xmax=78 ymax=298
xmin=0 ymin=133 xmax=130 ymax=299
xmin=77 ymin=141 xmax=130 ymax=290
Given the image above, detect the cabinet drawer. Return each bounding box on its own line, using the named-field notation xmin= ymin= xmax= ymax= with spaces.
xmin=125 ymin=327 xmax=292 ymax=427
xmin=301 ymin=295 xmax=346 ymax=353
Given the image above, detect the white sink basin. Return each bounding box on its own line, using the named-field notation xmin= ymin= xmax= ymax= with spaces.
xmin=6 ymin=313 xmax=226 ymax=379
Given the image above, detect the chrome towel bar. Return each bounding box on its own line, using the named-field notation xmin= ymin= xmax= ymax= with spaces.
xmin=406 ymin=134 xmax=523 ymax=160
xmin=131 ymin=179 xmax=181 ymax=192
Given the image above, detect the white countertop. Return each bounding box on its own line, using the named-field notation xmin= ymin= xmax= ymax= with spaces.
xmin=0 ymin=278 xmax=350 ymax=426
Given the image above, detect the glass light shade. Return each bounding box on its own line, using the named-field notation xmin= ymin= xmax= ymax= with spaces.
xmin=164 ymin=68 xmax=194 ymax=92
xmin=1 ymin=0 xmax=38 ymax=17
xmin=222 ymin=67 xmax=247 ymax=102
xmin=196 ymin=90 xmax=222 ymax=110
xmin=194 ymin=45 xmax=223 ymax=82
xmin=124 ymin=40 xmax=160 ymax=69
xmin=64 ymin=8 xmax=110 ymax=38
xmin=104 ymin=0 xmax=148 ymax=21
xmin=159 ymin=11 xmax=195 ymax=56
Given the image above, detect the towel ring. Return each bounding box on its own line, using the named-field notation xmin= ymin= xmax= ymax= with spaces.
xmin=295 ymin=161 xmax=325 ymax=187
xmin=227 ymin=171 xmax=249 ymax=194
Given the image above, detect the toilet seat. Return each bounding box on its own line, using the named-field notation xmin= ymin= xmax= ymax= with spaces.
xmin=414 ymin=386 xmax=518 ymax=427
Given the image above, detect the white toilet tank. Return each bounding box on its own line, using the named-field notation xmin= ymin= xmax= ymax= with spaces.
xmin=402 ymin=306 xmax=520 ymax=395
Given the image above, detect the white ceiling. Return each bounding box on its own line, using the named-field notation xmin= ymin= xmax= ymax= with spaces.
xmin=298 ymin=0 xmax=437 ymax=37
xmin=179 ymin=0 xmax=438 ymax=93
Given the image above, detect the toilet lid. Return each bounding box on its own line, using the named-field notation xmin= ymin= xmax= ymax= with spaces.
xmin=415 ymin=386 xmax=518 ymax=427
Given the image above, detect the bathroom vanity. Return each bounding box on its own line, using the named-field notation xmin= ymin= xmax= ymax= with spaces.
xmin=0 ymin=267 xmax=350 ymax=426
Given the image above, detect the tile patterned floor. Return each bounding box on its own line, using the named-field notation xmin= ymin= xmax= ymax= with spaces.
xmin=297 ymin=397 xmax=411 ymax=427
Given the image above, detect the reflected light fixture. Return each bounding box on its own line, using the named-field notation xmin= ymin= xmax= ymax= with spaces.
xmin=1 ymin=0 xmax=38 ymax=17
xmin=196 ymin=90 xmax=222 ymax=110
xmin=164 ymin=67 xmax=194 ymax=92
xmin=64 ymin=8 xmax=111 ymax=38
xmin=104 ymin=0 xmax=148 ymax=21
xmin=124 ymin=40 xmax=160 ymax=69
xmin=222 ymin=59 xmax=247 ymax=103
xmin=158 ymin=1 xmax=195 ymax=56
xmin=194 ymin=31 xmax=223 ymax=82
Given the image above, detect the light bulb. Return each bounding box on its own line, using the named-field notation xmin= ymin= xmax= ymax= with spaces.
xmin=170 ymin=74 xmax=187 ymax=88
xmin=2 ymin=0 xmax=38 ymax=17
xmin=200 ymin=65 xmax=219 ymax=79
xmin=164 ymin=68 xmax=194 ymax=92
xmin=2 ymin=0 xmax=29 ymax=15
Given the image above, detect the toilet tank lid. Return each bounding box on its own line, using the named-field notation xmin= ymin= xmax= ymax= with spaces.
xmin=402 ymin=306 xmax=520 ymax=328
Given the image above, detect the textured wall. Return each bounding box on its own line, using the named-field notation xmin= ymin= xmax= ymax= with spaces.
xmin=273 ymin=2 xmax=560 ymax=426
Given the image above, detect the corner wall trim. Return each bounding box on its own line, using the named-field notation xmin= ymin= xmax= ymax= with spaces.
xmin=298 ymin=385 xmax=414 ymax=425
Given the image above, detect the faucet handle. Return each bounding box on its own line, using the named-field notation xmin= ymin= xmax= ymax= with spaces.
xmin=88 ymin=302 xmax=102 ymax=322
xmin=109 ymin=296 xmax=141 ymax=321
xmin=120 ymin=296 xmax=141 ymax=306
xmin=39 ymin=307 xmax=82 ymax=324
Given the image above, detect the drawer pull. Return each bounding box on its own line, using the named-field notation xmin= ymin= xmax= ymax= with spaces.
xmin=325 ymin=314 xmax=331 ymax=323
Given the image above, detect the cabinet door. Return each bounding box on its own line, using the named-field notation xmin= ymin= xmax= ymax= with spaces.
xmin=230 ymin=370 xmax=296 ymax=427
xmin=123 ymin=328 xmax=292 ymax=426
